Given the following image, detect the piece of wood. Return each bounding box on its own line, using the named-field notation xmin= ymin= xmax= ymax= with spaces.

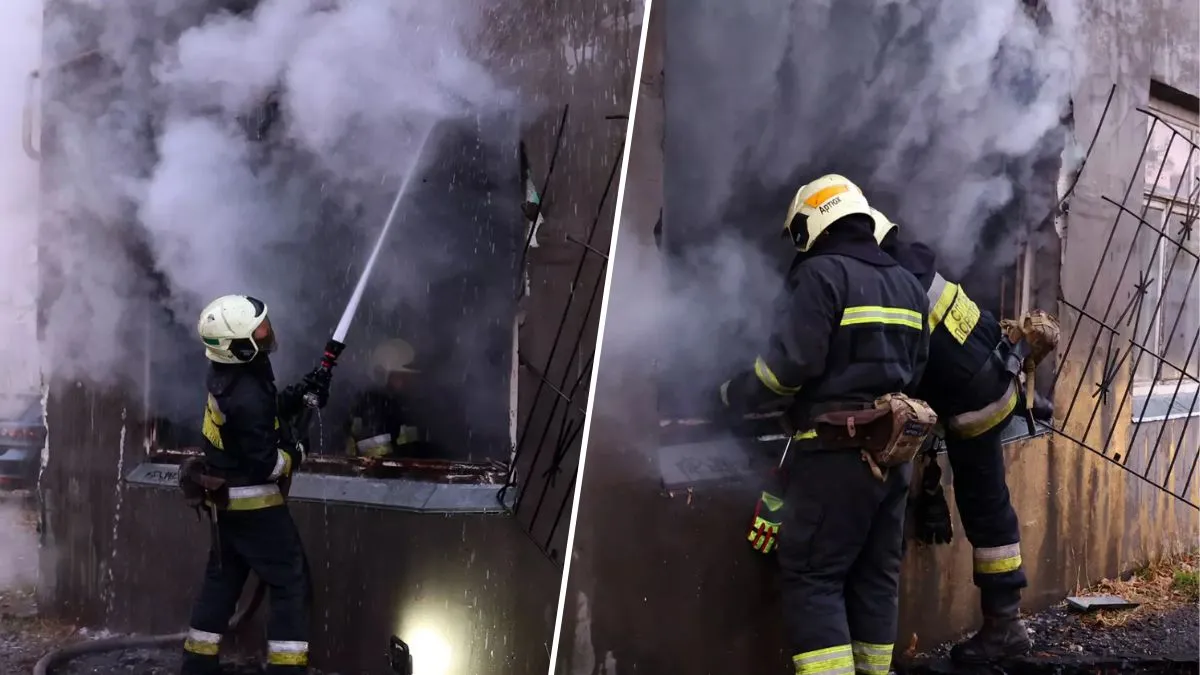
xmin=1066 ymin=595 xmax=1140 ymax=612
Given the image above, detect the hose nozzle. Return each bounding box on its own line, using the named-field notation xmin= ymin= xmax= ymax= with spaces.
xmin=303 ymin=339 xmax=345 ymax=408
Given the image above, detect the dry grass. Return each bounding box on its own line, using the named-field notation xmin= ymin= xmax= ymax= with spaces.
xmin=1076 ymin=552 xmax=1199 ymax=629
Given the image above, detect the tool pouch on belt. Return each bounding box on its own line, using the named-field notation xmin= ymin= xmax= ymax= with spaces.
xmin=179 ymin=457 xmax=229 ymax=512
xmin=811 ymin=394 xmax=939 ymax=480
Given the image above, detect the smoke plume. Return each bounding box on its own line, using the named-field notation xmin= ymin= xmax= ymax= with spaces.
xmin=37 ymin=0 xmax=520 ymax=449
xmin=609 ymin=0 xmax=1078 ymax=416
xmin=0 ymin=0 xmax=43 ymax=405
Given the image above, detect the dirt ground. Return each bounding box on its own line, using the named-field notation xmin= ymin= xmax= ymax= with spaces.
xmin=902 ymin=554 xmax=1200 ymax=673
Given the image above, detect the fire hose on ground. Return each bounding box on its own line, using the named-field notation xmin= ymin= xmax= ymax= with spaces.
xmin=31 ymin=578 xmax=268 ymax=675
xmin=32 ymin=129 xmax=433 ymax=675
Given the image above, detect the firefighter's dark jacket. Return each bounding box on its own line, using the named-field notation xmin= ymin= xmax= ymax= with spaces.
xmin=725 ymin=217 xmax=930 ymax=421
xmin=200 ymin=356 xmax=303 ymax=488
xmin=882 ymin=234 xmax=1016 ymax=436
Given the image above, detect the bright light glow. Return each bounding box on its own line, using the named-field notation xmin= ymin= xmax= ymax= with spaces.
xmin=406 ymin=626 xmax=453 ymax=675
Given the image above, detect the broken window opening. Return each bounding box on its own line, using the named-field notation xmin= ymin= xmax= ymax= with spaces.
xmin=128 ymin=117 xmax=525 ymax=511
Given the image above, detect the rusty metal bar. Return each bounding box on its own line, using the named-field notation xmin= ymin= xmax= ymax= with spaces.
xmin=516 ymin=105 xmax=570 ymax=282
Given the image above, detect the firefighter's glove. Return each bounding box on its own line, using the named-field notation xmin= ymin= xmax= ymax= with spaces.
xmin=912 ymin=459 xmax=953 ymax=545
xmin=747 ymin=490 xmax=785 ymax=554
xmin=300 ymin=367 xmax=332 ymax=409
xmin=179 ymin=457 xmax=208 ymax=510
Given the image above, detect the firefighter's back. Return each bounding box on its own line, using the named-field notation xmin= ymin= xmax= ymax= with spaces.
xmin=789 ymin=252 xmax=929 ymax=419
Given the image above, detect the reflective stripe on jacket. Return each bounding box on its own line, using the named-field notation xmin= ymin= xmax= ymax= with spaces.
xmin=726 ymin=220 xmax=930 ymax=418
xmin=888 ymin=239 xmax=1016 ymax=436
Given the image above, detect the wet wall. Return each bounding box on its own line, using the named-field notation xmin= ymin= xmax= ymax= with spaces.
xmin=35 ymin=1 xmax=641 ymax=673
xmin=560 ymin=1 xmax=1199 ymax=673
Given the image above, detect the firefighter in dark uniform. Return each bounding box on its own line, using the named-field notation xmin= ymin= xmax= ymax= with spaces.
xmin=720 ymin=175 xmax=935 ymax=675
xmin=346 ymin=338 xmax=431 ymax=459
xmin=180 ymin=295 xmax=331 ymax=675
xmin=871 ymin=209 xmax=1054 ymax=663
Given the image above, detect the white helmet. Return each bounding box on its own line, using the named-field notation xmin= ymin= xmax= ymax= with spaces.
xmin=870 ymin=208 xmax=898 ymax=245
xmin=196 ymin=295 xmax=274 ymax=364
xmin=783 ymin=174 xmax=873 ymax=252
xmin=371 ymin=339 xmax=420 ymax=380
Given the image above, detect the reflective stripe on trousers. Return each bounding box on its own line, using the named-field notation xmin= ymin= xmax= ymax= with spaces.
xmin=974 ymin=542 xmax=1023 ymax=575
xmin=793 ymin=644 xmax=855 ymax=675
xmin=851 ymin=641 xmax=893 ymax=675
xmin=947 ymin=380 xmax=1019 ymax=439
xmin=268 ymin=640 xmax=310 ymax=667
xmin=223 ymin=484 xmax=284 ymax=511
xmin=183 ymin=628 xmax=221 ymax=656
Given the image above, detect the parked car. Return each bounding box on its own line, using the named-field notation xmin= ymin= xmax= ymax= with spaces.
xmin=0 ymin=398 xmax=44 ymax=492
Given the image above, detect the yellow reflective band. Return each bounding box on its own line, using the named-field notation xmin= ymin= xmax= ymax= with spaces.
xmin=183 ymin=628 xmax=221 ymax=657
xmin=974 ymin=543 xmax=1023 ymax=575
xmin=268 ymin=449 xmax=292 ymax=481
xmin=851 ymin=641 xmax=893 ymax=674
xmin=357 ymin=433 xmax=393 ymax=458
xmin=201 ymin=394 xmax=225 ymax=451
xmin=793 ymin=429 xmax=818 ymax=440
xmin=949 ymin=381 xmax=1019 ymax=439
xmin=274 ymin=417 xmax=281 ymax=430
xmin=927 ymin=274 xmax=980 ymax=344
xmin=219 ymin=485 xmax=285 ymax=511
xmin=268 ymin=652 xmax=309 ymax=666
xmin=184 ymin=638 xmax=219 ymax=656
xmin=755 ymin=356 xmax=802 ymax=396
xmin=761 ymin=491 xmax=784 ymax=512
xmin=840 ymin=306 xmax=923 ymax=330
xmin=268 ymin=640 xmax=309 ymax=666
xmin=793 ymin=644 xmax=855 ymax=675
xmin=396 ymin=425 xmax=420 ymax=445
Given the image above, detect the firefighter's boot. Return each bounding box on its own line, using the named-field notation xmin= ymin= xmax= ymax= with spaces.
xmin=950 ymin=595 xmax=1032 ymax=663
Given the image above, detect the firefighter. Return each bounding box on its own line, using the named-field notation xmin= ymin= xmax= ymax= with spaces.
xmin=346 ymin=338 xmax=428 ymax=458
xmin=180 ymin=295 xmax=331 ymax=675
xmin=871 ymin=208 xmax=1050 ymax=663
xmin=720 ymin=175 xmax=934 ymax=675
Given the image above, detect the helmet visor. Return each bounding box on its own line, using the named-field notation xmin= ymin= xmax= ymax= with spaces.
xmin=252 ymin=317 xmax=277 ymax=354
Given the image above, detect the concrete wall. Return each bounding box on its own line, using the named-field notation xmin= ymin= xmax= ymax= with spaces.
xmin=559 ymin=1 xmax=1199 ymax=673
xmin=0 ymin=0 xmax=42 ymax=409
xmin=34 ymin=1 xmax=640 ymax=673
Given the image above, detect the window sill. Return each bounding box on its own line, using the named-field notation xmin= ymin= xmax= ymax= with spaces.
xmin=655 ymin=414 xmax=1052 ymax=491
xmin=123 ymin=460 xmax=514 ymax=514
xmin=1130 ymin=385 xmax=1200 ymax=423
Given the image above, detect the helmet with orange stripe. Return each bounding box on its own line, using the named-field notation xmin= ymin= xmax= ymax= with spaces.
xmin=782 ymin=174 xmax=873 ymax=252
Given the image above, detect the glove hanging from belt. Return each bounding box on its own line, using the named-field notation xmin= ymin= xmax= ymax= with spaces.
xmin=911 ymin=440 xmax=953 ymax=546
xmin=179 ymin=457 xmax=229 ymax=515
xmin=747 ymin=465 xmax=787 ymax=555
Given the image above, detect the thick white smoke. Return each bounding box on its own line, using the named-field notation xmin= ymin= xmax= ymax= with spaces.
xmin=38 ymin=0 xmax=516 ymax=405
xmin=0 ymin=0 xmax=43 ymax=407
xmin=606 ymin=0 xmax=1079 ymax=415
